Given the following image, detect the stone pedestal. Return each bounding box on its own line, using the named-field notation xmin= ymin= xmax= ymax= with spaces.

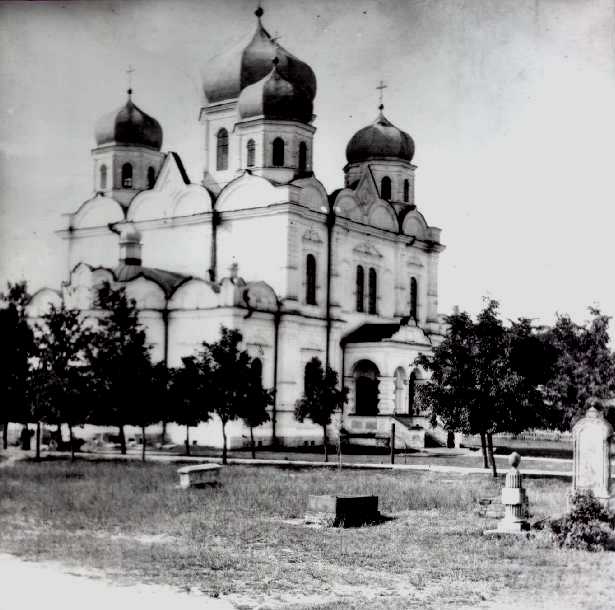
xmin=497 ymin=452 xmax=529 ymax=533
xmin=484 ymin=452 xmax=529 ymax=535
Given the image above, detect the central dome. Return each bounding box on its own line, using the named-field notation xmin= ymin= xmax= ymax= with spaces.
xmin=202 ymin=8 xmax=316 ymax=105
xmin=346 ymin=107 xmax=415 ymax=164
xmin=95 ymin=91 xmax=163 ymax=151
xmin=238 ymin=59 xmax=313 ymax=123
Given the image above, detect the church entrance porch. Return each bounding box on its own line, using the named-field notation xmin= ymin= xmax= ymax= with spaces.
xmin=340 ymin=320 xmax=439 ymax=449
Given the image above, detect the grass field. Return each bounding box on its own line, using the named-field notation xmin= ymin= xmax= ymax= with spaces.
xmin=1 ymin=459 xmax=614 ymax=609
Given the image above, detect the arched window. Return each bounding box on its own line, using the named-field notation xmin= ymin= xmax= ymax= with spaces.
xmin=272 ymin=137 xmax=285 ymax=167
xmin=252 ymin=357 xmax=262 ymax=383
xmin=403 ymin=179 xmax=410 ymax=203
xmin=410 ymin=277 xmax=418 ymax=321
xmin=381 ymin=176 xmax=391 ymax=200
xmin=306 ymin=254 xmax=317 ymax=305
xmin=408 ymin=371 xmax=416 ymax=415
xmin=121 ymin=163 xmax=133 ymax=188
xmin=298 ymin=141 xmax=307 ymax=172
xmin=216 ymin=128 xmax=228 ymax=171
xmin=247 ymin=139 xmax=255 ymax=167
xmin=368 ymin=267 xmax=377 ymax=314
xmin=356 ymin=265 xmax=365 ymax=312
xmin=147 ymin=166 xmax=155 ymax=189
xmin=99 ymin=164 xmax=107 ymax=190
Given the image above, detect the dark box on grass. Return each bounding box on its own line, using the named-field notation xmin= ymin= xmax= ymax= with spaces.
xmin=305 ymin=494 xmax=379 ymax=527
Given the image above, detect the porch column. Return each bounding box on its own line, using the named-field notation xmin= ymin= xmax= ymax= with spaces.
xmin=377 ymin=376 xmax=395 ymax=414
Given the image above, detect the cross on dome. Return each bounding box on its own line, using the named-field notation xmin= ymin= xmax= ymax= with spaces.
xmin=126 ymin=65 xmax=135 ymax=97
xmin=376 ymin=80 xmax=387 ymax=108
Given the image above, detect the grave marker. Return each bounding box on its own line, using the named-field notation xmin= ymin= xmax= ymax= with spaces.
xmin=572 ymin=402 xmax=614 ymax=509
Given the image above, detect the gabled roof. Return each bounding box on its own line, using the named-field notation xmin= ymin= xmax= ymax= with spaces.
xmin=341 ymin=323 xmax=401 ymax=345
xmin=114 ymin=264 xmax=190 ymax=297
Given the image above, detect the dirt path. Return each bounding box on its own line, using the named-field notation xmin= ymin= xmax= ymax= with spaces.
xmin=0 ymin=553 xmax=235 ymax=610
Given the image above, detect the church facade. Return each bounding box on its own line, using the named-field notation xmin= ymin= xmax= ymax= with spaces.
xmin=32 ymin=8 xmax=447 ymax=449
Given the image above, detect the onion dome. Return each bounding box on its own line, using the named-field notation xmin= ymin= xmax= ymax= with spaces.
xmin=95 ymin=90 xmax=163 ymax=150
xmin=202 ymin=7 xmax=316 ymax=105
xmin=346 ymin=106 xmax=415 ymax=164
xmin=238 ymin=58 xmax=313 ymax=123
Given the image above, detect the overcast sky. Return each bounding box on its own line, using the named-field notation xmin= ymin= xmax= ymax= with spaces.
xmin=1 ymin=0 xmax=615 ymax=328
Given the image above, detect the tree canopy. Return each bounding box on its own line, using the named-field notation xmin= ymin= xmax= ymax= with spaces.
xmin=295 ymin=357 xmax=348 ymax=462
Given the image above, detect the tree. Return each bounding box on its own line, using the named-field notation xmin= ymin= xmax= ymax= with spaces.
xmin=0 ymin=282 xmax=34 ymax=449
xmin=171 ymin=358 xmax=213 ymax=456
xmin=417 ymin=300 xmax=553 ymax=477
xmin=198 ymin=327 xmax=267 ymax=465
xmin=295 ymin=357 xmax=348 ymax=462
xmin=542 ymin=309 xmax=615 ymax=430
xmin=239 ymin=360 xmax=273 ymax=459
xmin=32 ymin=303 xmax=93 ymax=460
xmin=88 ymin=282 xmax=153 ymax=455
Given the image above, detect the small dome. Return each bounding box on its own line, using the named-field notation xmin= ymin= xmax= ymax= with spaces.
xmin=238 ymin=60 xmax=313 ymax=123
xmin=346 ymin=107 xmax=415 ymax=164
xmin=95 ymin=91 xmax=163 ymax=150
xmin=119 ymin=224 xmax=142 ymax=244
xmin=202 ymin=9 xmax=316 ymax=105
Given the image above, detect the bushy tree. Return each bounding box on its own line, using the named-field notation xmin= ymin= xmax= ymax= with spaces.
xmin=542 ymin=309 xmax=615 ymax=430
xmin=171 ymin=357 xmax=213 ymax=456
xmin=31 ymin=303 xmax=93 ymax=460
xmin=88 ymin=282 xmax=153 ymax=455
xmin=239 ymin=360 xmax=273 ymax=459
xmin=0 ymin=282 xmax=34 ymax=449
xmin=202 ymin=327 xmax=269 ymax=464
xmin=295 ymin=357 xmax=348 ymax=462
xmin=177 ymin=327 xmax=270 ymax=463
xmin=417 ymin=300 xmax=553 ymax=476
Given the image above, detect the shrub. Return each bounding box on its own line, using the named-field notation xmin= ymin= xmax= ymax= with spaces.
xmin=547 ymin=490 xmax=615 ymax=551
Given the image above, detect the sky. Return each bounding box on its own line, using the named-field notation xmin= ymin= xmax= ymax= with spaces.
xmin=1 ymin=0 xmax=615 ymax=329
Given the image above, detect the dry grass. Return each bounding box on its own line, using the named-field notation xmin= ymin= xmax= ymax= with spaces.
xmin=0 ymin=459 xmax=613 ymax=609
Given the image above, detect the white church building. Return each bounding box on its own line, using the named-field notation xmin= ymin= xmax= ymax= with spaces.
xmin=31 ymin=8 xmax=448 ymax=450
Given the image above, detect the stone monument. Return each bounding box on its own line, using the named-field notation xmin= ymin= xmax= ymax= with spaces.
xmin=496 ymin=451 xmax=530 ymax=533
xmin=572 ymin=402 xmax=614 ymax=510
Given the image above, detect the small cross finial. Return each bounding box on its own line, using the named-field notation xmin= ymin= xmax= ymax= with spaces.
xmin=126 ymin=65 xmax=135 ymax=95
xmin=255 ymin=5 xmax=264 ymax=19
xmin=376 ymin=80 xmax=387 ymax=107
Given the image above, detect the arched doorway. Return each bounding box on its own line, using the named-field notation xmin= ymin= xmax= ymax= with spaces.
xmin=394 ymin=367 xmax=406 ymax=414
xmin=353 ymin=360 xmax=380 ymax=416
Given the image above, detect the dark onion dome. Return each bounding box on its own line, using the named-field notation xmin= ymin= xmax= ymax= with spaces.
xmin=95 ymin=90 xmax=163 ymax=150
xmin=346 ymin=106 xmax=415 ymax=164
xmin=238 ymin=58 xmax=313 ymax=123
xmin=202 ymin=8 xmax=316 ymax=105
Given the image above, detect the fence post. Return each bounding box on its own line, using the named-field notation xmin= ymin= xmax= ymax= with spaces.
xmin=390 ymin=423 xmax=395 ymax=465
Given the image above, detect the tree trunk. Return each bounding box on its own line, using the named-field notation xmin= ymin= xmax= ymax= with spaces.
xmin=161 ymin=420 xmax=167 ymax=446
xmin=221 ymin=421 xmax=228 ymax=465
xmin=479 ymin=431 xmax=488 ymax=469
xmin=486 ymin=432 xmax=497 ymax=477
xmin=250 ymin=427 xmax=256 ymax=460
xmin=323 ymin=425 xmax=328 ymax=463
xmin=185 ymin=424 xmax=190 ymax=456
xmin=35 ymin=421 xmax=41 ymax=461
xmin=119 ymin=424 xmax=126 ymax=455
xmin=2 ymin=420 xmax=8 ymax=450
xmin=69 ymin=424 xmax=75 ymax=462
xmin=141 ymin=425 xmax=146 ymax=462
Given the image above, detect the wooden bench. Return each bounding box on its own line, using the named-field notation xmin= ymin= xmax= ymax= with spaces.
xmin=177 ymin=464 xmax=221 ymax=489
